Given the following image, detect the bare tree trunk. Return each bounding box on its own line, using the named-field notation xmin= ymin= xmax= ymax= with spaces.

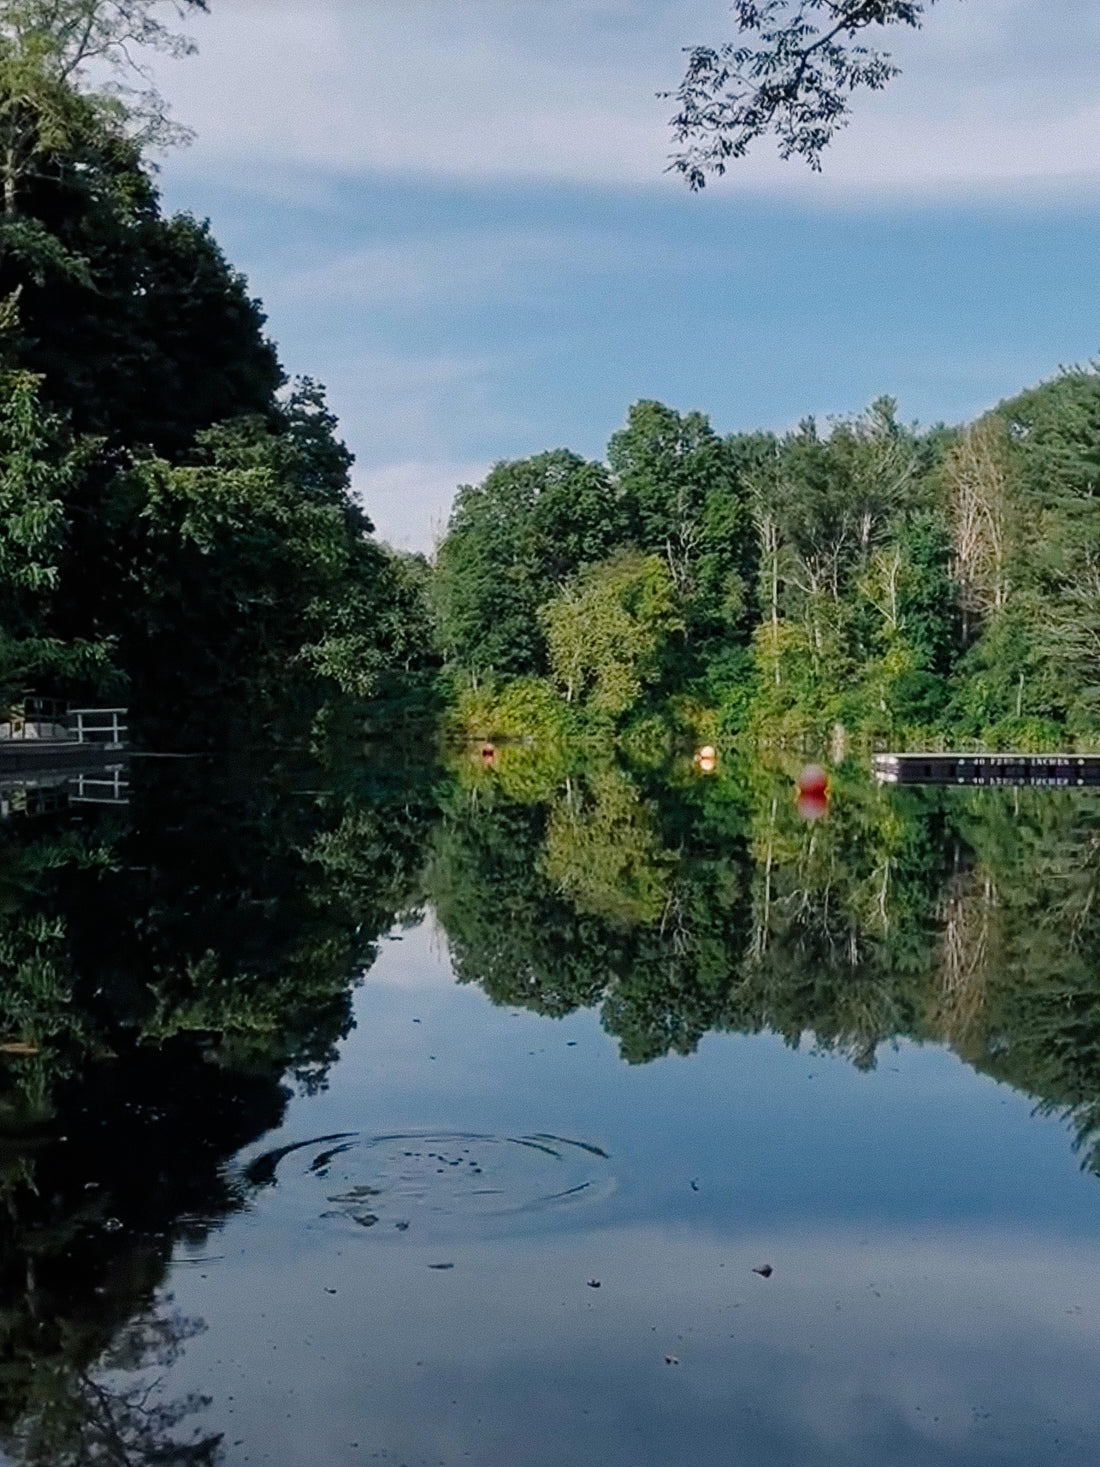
xmin=756 ymin=512 xmax=781 ymax=685
xmin=945 ymin=416 xmax=1015 ymax=643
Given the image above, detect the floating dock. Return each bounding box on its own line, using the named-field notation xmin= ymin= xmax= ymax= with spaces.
xmin=0 ymin=705 xmax=128 ymax=771
xmin=873 ymin=753 xmax=1100 ymax=787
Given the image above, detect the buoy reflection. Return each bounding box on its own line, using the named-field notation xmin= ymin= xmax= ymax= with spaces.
xmin=796 ymin=790 xmax=829 ymax=822
xmin=796 ymin=765 xmax=829 ymax=821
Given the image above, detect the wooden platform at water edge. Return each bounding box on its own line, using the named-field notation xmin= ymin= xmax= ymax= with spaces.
xmin=873 ymin=753 xmax=1100 ymax=787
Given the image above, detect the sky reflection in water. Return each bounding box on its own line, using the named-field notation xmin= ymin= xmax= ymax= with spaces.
xmin=145 ymin=921 xmax=1100 ymax=1467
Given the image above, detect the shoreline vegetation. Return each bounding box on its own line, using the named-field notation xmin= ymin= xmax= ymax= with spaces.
xmin=434 ymin=386 xmax=1100 ymax=762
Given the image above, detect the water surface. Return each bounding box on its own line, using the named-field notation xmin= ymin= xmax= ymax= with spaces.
xmin=2 ymin=755 xmax=1100 ymax=1465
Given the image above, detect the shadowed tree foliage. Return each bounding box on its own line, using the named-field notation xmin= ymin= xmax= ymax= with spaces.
xmin=433 ymin=451 xmax=628 ymax=680
xmin=608 ymin=399 xmax=767 ymax=659
xmin=0 ymin=0 xmax=438 ymax=739
xmin=0 ymin=1 xmax=276 ymax=456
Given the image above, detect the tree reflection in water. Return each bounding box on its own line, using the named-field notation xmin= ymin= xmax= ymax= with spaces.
xmin=5 ymin=1306 xmax=220 ymax=1466
xmin=0 ymin=750 xmax=438 ymax=1465
xmin=433 ymin=749 xmax=1100 ymax=1165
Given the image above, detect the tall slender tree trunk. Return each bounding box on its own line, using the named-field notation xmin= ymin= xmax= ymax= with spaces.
xmin=766 ymin=518 xmax=780 ymax=685
xmin=3 ymin=146 xmax=17 ymax=219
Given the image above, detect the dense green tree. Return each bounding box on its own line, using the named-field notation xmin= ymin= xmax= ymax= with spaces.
xmin=433 ymin=451 xmax=627 ymax=678
xmin=431 ymin=367 xmax=1100 ymax=750
xmin=0 ymin=1 xmax=208 ymax=220
xmin=63 ymin=383 xmax=424 ymax=745
xmin=540 ymin=552 xmax=682 ymax=717
xmin=740 ymin=398 xmax=943 ymax=739
xmin=0 ymin=0 xmax=433 ymax=742
xmin=5 ymin=146 xmax=281 ymax=454
xmin=0 ymin=2 xmax=275 ymax=456
xmin=607 ymin=400 xmax=764 ymax=655
xmin=915 ymin=370 xmax=1100 ymax=743
xmin=0 ymin=368 xmax=115 ymax=705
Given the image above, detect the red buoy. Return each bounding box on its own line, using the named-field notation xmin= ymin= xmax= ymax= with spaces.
xmin=797 ymin=764 xmax=828 ymax=796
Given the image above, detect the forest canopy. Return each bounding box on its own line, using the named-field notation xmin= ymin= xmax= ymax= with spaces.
xmin=0 ymin=0 xmax=1092 ymax=766
xmin=435 ymin=369 xmax=1100 ymax=756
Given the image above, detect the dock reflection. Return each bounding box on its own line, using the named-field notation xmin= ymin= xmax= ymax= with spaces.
xmin=0 ymin=756 xmax=129 ymax=818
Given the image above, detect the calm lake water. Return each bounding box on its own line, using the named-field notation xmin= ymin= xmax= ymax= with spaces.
xmin=3 ymin=751 xmax=1100 ymax=1465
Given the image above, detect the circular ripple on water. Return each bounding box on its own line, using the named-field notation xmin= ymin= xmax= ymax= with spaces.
xmin=241 ymin=1130 xmax=615 ymax=1239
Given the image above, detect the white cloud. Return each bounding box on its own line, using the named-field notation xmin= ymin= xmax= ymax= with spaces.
xmin=158 ymin=0 xmax=674 ymax=187
xmin=151 ymin=0 xmax=1100 ymax=201
xmin=354 ymin=457 xmax=490 ymax=553
xmin=311 ymin=344 xmax=529 ymax=462
xmin=262 ymin=226 xmax=647 ymax=310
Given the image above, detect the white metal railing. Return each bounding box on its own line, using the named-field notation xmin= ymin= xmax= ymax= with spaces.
xmin=0 ymin=700 xmax=129 ymax=746
xmin=69 ymin=708 xmax=128 ymax=748
xmin=68 ymin=767 xmax=130 ymax=805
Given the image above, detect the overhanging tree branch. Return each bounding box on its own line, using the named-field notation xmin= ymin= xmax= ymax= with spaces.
xmin=0 ymin=1 xmax=208 ymax=219
xmin=666 ymin=0 xmax=934 ymax=188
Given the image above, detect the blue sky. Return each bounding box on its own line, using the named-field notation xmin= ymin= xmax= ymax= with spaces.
xmin=146 ymin=0 xmax=1100 ymax=549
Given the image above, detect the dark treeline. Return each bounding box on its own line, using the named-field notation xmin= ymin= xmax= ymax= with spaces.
xmin=433 ymin=379 xmax=1100 ymax=752
xmin=0 ymin=1 xmax=435 ymax=750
